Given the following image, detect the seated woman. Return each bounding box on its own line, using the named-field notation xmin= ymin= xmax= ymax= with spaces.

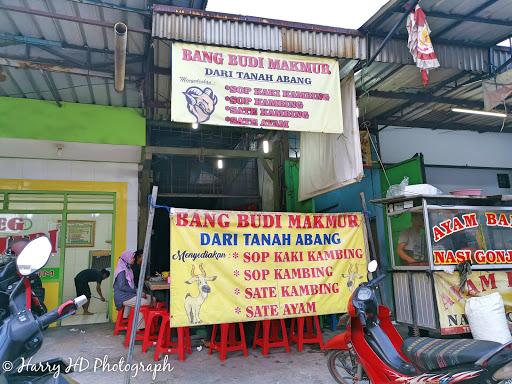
xmin=113 ymin=250 xmax=151 ymax=330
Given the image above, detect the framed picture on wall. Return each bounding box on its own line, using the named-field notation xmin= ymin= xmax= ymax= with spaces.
xmin=90 ymin=250 xmax=111 ymax=270
xmin=63 ymin=220 xmax=96 ymax=247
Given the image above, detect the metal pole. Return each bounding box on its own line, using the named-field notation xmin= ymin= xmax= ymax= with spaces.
xmin=124 ymin=185 xmax=158 ymax=384
xmin=360 ymin=192 xmax=385 ymax=304
xmin=366 ymin=0 xmax=419 ymax=67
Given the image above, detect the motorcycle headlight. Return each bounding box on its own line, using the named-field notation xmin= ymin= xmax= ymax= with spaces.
xmin=494 ymin=361 xmax=512 ymax=381
xmin=357 ymin=287 xmax=372 ymax=301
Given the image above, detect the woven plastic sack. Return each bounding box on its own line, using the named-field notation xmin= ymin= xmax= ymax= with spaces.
xmin=465 ymin=292 xmax=512 ymax=344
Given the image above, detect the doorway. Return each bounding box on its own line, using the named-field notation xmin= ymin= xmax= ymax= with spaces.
xmin=61 ymin=212 xmax=113 ymax=326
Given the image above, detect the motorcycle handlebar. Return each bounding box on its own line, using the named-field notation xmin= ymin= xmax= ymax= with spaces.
xmin=36 ymin=295 xmax=87 ymax=329
xmin=368 ymin=273 xmax=386 ymax=288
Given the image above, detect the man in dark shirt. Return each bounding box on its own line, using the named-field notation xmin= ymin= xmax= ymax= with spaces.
xmin=74 ymin=268 xmax=110 ymax=315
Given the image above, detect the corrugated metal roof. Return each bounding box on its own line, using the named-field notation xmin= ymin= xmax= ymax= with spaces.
xmin=152 ymin=5 xmax=369 ymax=60
xmin=355 ymin=0 xmax=512 ymax=133
xmin=361 ymin=0 xmax=512 ymax=47
xmin=0 ymin=0 xmax=149 ymax=107
xmin=368 ymin=37 xmax=489 ymax=72
xmin=150 ymin=4 xmax=512 ymax=132
xmin=356 ymin=60 xmax=512 ymax=133
xmin=152 ymin=5 xmax=497 ymax=72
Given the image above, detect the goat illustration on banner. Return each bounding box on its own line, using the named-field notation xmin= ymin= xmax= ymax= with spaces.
xmin=184 ymin=263 xmax=217 ymax=324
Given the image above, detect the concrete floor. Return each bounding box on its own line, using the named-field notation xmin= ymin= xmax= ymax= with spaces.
xmin=34 ymin=323 xmax=341 ymax=384
xmin=61 ymin=312 xmax=108 ymax=326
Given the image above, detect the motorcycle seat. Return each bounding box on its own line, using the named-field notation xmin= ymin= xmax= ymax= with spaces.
xmin=402 ymin=337 xmax=501 ymax=372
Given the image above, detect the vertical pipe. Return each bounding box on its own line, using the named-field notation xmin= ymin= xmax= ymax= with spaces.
xmin=114 ymin=22 xmax=127 ymax=92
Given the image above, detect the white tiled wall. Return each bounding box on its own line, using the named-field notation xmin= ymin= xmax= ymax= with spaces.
xmin=0 ymin=158 xmax=139 ymax=251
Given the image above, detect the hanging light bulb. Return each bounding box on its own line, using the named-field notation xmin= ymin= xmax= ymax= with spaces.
xmin=217 ymin=159 xmax=224 ymax=169
xmin=192 ymin=122 xmax=199 ymax=129
xmin=262 ymin=140 xmax=270 ymax=154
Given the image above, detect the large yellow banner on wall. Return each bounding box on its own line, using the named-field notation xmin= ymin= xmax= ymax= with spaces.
xmin=169 ymin=210 xmax=368 ymax=327
xmin=434 ymin=271 xmax=512 ymax=335
xmin=171 ymin=42 xmax=343 ymax=133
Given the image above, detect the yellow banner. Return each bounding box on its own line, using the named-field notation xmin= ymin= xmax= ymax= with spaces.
xmin=433 ymin=271 xmax=512 ymax=335
xmin=169 ymin=210 xmax=368 ymax=327
xmin=170 ymin=42 xmax=343 ymax=133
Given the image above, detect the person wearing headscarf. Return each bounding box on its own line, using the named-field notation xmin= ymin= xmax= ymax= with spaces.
xmin=113 ymin=250 xmax=150 ymax=329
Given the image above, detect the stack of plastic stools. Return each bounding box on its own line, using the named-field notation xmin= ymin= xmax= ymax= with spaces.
xmin=253 ymin=319 xmax=290 ymax=355
xmin=153 ymin=316 xmax=191 ymax=362
xmin=209 ymin=323 xmax=248 ymax=361
xmin=113 ymin=306 xmax=128 ymax=336
xmin=124 ymin=305 xmax=151 ymax=348
xmin=142 ymin=308 xmax=169 ymax=353
xmin=289 ymin=316 xmax=324 ymax=352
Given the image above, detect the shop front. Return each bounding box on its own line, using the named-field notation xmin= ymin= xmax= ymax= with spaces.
xmin=0 ymin=97 xmax=145 ymax=326
xmin=0 ymin=181 xmax=129 ymax=325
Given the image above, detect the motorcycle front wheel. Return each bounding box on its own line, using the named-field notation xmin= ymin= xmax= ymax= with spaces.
xmin=327 ymin=350 xmax=370 ymax=384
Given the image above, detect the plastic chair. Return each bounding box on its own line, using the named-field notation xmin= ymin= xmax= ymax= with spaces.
xmin=253 ymin=319 xmax=290 ymax=355
xmin=113 ymin=306 xmax=128 ymax=336
xmin=142 ymin=308 xmax=169 ymax=353
xmin=153 ymin=316 xmax=192 ymax=362
xmin=124 ymin=305 xmax=151 ymax=348
xmin=289 ymin=316 xmax=324 ymax=352
xmin=209 ymin=323 xmax=248 ymax=361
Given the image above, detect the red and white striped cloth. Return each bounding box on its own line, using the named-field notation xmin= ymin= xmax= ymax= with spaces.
xmin=406 ymin=5 xmax=440 ymax=86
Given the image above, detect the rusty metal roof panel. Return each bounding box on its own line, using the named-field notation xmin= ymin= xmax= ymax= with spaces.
xmin=0 ymin=0 xmax=149 ymax=107
xmin=152 ymin=12 xmax=282 ymax=51
xmin=152 ymin=5 xmax=367 ymax=60
xmin=369 ymin=36 xmax=489 ymax=72
xmin=362 ymin=0 xmax=512 ymax=47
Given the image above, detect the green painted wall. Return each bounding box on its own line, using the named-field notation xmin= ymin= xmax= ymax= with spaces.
xmin=0 ymin=97 xmax=145 ymax=146
xmin=285 ymin=160 xmax=315 ymax=213
xmin=380 ymin=155 xmax=425 ymax=267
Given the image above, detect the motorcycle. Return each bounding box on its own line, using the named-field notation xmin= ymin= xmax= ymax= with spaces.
xmin=0 ymin=236 xmax=87 ymax=383
xmin=0 ymin=238 xmax=47 ymax=323
xmin=325 ymin=260 xmax=512 ymax=383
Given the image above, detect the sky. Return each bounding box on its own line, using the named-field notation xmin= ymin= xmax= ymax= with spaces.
xmin=206 ymin=0 xmax=390 ymax=30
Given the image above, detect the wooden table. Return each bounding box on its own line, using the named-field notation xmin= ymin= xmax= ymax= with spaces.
xmin=145 ymin=280 xmax=170 ymax=307
xmin=145 ymin=280 xmax=170 ymax=291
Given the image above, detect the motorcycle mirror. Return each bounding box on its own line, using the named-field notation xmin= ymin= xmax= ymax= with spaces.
xmin=16 ymin=236 xmax=52 ymax=276
xmin=368 ymin=260 xmax=378 ymax=273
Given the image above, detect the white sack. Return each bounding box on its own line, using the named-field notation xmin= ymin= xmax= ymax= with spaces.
xmin=298 ymin=74 xmax=363 ymax=201
xmin=465 ymin=292 xmax=512 ymax=344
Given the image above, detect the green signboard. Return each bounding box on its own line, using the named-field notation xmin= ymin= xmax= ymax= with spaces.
xmin=39 ymin=268 xmax=60 ymax=282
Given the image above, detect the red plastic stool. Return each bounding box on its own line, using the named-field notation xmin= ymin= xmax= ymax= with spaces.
xmin=289 ymin=316 xmax=324 ymax=352
xmin=142 ymin=309 xmax=169 ymax=353
xmin=153 ymin=317 xmax=191 ymax=362
xmin=253 ymin=319 xmax=290 ymax=355
xmin=124 ymin=305 xmax=151 ymax=348
xmin=209 ymin=323 xmax=248 ymax=361
xmin=113 ymin=306 xmax=129 ymax=336
xmin=153 ymin=301 xmax=167 ymax=310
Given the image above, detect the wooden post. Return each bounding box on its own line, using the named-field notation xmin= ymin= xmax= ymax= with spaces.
xmin=138 ymin=148 xmax=152 ymax=249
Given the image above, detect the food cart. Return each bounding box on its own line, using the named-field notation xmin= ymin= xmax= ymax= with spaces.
xmin=372 ymin=194 xmax=512 ymax=335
